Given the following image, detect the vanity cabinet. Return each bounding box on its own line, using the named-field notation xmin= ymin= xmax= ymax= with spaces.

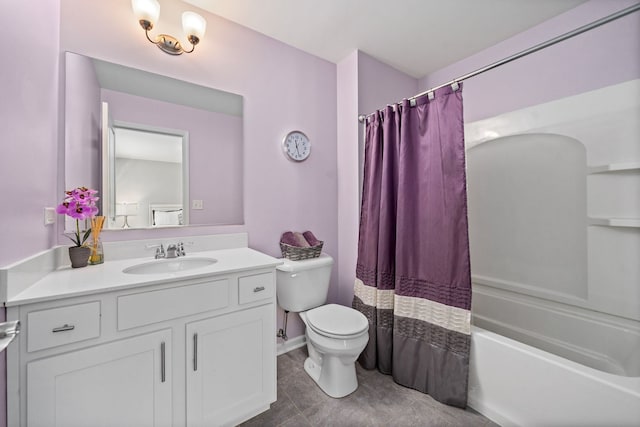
xmin=27 ymin=329 xmax=172 ymax=427
xmin=7 ymin=268 xmax=277 ymax=427
xmin=186 ymin=303 xmax=275 ymax=426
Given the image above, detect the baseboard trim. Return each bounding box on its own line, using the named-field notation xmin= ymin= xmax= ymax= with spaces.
xmin=277 ymin=335 xmax=306 ymax=356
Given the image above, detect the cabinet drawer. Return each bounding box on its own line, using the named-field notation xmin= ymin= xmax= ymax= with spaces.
xmin=118 ymin=279 xmax=229 ymax=330
xmin=27 ymin=301 xmax=101 ymax=352
xmin=238 ymin=272 xmax=274 ymax=305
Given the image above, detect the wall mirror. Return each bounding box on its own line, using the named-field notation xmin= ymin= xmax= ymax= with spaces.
xmin=64 ymin=52 xmax=244 ymax=230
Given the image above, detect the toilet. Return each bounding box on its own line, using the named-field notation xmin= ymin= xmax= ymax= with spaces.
xmin=276 ymin=254 xmax=369 ymax=398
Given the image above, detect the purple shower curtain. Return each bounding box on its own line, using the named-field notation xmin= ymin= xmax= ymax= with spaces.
xmin=353 ymin=84 xmax=472 ymax=407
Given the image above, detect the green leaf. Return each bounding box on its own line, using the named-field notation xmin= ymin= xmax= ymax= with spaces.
xmin=65 ymin=234 xmax=80 ymax=247
xmin=81 ymin=229 xmax=92 ymax=245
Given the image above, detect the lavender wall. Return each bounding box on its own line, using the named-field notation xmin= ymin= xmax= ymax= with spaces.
xmin=335 ymin=52 xmax=418 ymax=307
xmin=100 ymin=89 xmax=243 ymax=226
xmin=336 ymin=51 xmax=360 ymax=308
xmin=358 ymin=52 xmax=419 ymax=117
xmin=65 ymin=53 xmax=101 ymax=193
xmin=0 ymin=4 xmax=61 ymax=426
xmin=420 ymin=0 xmax=640 ymax=122
xmin=0 ymin=2 xmax=60 ymax=268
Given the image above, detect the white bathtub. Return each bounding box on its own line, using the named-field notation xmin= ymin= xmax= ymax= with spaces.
xmin=472 ymin=282 xmax=640 ymax=377
xmin=468 ymin=324 xmax=640 ymax=426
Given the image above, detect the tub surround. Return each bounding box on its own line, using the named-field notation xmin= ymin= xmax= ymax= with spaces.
xmin=3 ymin=233 xmax=282 ymax=427
xmin=464 ymin=78 xmax=640 ymax=426
xmin=464 ymin=80 xmax=640 ymax=375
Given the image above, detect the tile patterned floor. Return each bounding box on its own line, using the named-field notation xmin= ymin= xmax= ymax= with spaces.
xmin=241 ymin=347 xmax=499 ymax=427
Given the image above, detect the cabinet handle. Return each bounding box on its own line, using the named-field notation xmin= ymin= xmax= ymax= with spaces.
xmin=193 ymin=333 xmax=198 ymax=372
xmin=253 ymin=286 xmax=265 ymax=293
xmin=160 ymin=342 xmax=166 ymax=383
xmin=52 ymin=324 xmax=75 ymax=333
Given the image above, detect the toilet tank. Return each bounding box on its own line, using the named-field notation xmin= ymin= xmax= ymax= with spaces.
xmin=276 ymin=253 xmax=334 ymax=313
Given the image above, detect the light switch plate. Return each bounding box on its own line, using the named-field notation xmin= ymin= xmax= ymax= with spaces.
xmin=44 ymin=207 xmax=56 ymax=225
xmin=192 ymin=200 xmax=204 ymax=210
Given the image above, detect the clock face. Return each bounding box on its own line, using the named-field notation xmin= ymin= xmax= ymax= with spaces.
xmin=282 ymin=131 xmax=311 ymax=162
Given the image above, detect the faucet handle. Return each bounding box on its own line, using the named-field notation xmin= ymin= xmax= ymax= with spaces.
xmin=155 ymin=244 xmax=166 ymax=259
xmin=178 ymin=242 xmax=186 ymax=256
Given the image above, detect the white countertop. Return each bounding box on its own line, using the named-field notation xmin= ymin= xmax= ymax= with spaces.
xmin=6 ymin=248 xmax=282 ymax=307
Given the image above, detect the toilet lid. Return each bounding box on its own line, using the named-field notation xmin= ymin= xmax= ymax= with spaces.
xmin=306 ymin=304 xmax=369 ymax=337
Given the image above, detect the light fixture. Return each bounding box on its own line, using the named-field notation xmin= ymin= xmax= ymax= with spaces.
xmin=116 ymin=202 xmax=139 ymax=228
xmin=131 ymin=0 xmax=207 ymax=55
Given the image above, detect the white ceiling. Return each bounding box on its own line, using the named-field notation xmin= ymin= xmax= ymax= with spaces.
xmin=185 ymin=0 xmax=586 ymax=78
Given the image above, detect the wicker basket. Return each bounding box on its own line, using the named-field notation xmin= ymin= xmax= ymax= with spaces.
xmin=280 ymin=241 xmax=323 ymax=261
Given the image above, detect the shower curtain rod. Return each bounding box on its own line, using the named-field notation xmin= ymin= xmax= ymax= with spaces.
xmin=358 ymin=3 xmax=640 ymax=123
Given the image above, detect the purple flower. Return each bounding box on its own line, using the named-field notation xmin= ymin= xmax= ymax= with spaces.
xmin=57 ymin=187 xmax=100 ymax=247
xmin=56 ymin=202 xmax=71 ymax=215
xmin=69 ymin=187 xmax=99 ymax=204
xmin=69 ymin=203 xmax=91 ymax=220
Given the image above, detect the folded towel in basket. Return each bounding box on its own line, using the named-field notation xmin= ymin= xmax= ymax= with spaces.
xmin=280 ymin=231 xmax=299 ymax=247
xmin=293 ymin=232 xmax=311 ymax=247
xmin=303 ymin=231 xmax=321 ymax=247
xmin=281 ymin=231 xmax=311 ymax=247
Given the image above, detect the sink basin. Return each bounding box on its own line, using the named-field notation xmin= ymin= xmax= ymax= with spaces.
xmin=123 ymin=257 xmax=217 ymax=275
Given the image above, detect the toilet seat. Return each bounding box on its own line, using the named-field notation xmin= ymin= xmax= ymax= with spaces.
xmin=305 ymin=304 xmax=369 ymax=339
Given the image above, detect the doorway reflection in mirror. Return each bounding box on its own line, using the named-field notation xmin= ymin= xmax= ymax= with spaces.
xmin=106 ymin=124 xmax=187 ymax=229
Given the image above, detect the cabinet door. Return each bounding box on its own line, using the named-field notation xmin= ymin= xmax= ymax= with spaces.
xmin=186 ymin=303 xmax=276 ymax=427
xmin=27 ymin=329 xmax=172 ymax=427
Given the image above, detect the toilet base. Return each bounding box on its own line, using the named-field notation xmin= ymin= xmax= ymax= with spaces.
xmin=303 ymin=356 xmax=321 ymax=383
xmin=303 ymin=356 xmax=358 ymax=399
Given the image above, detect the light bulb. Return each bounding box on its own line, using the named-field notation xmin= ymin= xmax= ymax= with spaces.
xmin=131 ymin=0 xmax=160 ymax=26
xmin=182 ymin=11 xmax=207 ymax=42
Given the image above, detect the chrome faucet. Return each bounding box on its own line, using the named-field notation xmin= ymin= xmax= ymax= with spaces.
xmin=147 ymin=242 xmax=187 ymax=259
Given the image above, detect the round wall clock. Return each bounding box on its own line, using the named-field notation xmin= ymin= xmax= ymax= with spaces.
xmin=282 ymin=130 xmax=311 ymax=162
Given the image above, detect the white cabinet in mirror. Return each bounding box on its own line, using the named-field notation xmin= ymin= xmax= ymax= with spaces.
xmin=64 ymin=52 xmax=244 ymax=230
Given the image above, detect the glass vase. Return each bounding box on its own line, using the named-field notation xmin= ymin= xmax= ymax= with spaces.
xmin=89 ymin=235 xmax=104 ymax=265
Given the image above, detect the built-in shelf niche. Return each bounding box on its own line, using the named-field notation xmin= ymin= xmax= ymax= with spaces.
xmin=587 ymin=162 xmax=640 ymax=174
xmin=588 ymin=217 xmax=640 ymax=228
xmin=587 ymin=159 xmax=639 ymax=228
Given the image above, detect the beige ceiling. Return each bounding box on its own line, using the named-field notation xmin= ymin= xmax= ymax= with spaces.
xmin=184 ymin=0 xmax=587 ymax=78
